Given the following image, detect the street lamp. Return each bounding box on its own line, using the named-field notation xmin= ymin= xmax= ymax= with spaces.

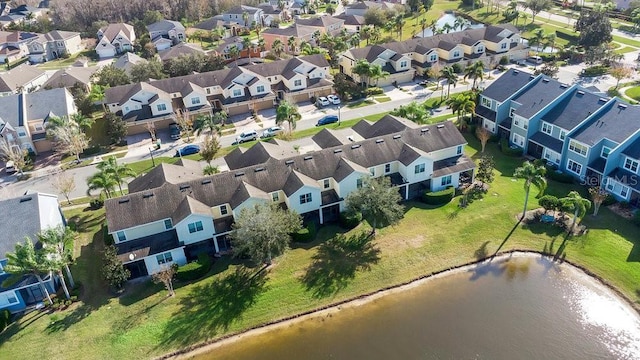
xmin=338 ymin=105 xmax=341 ymax=126
xmin=149 ymin=147 xmax=156 ymax=167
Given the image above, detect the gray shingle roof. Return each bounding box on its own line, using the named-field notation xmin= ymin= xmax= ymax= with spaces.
xmin=42 ymin=66 xmax=98 ymax=89
xmin=571 ymin=99 xmax=640 ymax=146
xmin=540 ymin=87 xmax=608 ymax=131
xmin=158 ymin=43 xmax=205 ymax=62
xmin=0 ymin=64 xmax=45 ymax=92
xmin=529 ymin=132 xmax=563 ymax=154
xmin=481 ymin=68 xmax=537 ymax=103
xmin=147 ymin=20 xmax=185 ymax=33
xmin=512 ymin=77 xmax=571 ymax=118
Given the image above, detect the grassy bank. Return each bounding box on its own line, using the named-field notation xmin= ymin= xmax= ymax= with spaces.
xmin=1 ymin=133 xmax=639 ymax=360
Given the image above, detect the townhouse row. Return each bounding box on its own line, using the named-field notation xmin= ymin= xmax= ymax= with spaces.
xmin=477 ymin=68 xmax=640 ymax=204
xmin=104 ymin=115 xmax=475 ymax=277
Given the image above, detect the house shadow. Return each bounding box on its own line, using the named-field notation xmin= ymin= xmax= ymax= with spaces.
xmin=159 ymin=266 xmax=267 ymax=348
xmin=301 ymin=232 xmax=381 ymax=299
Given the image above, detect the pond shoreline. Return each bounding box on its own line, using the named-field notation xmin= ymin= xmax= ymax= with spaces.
xmin=159 ymin=250 xmax=640 ymax=360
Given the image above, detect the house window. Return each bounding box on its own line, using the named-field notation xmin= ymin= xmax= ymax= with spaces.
xmin=157 ymin=103 xmax=167 ymax=112
xmin=430 ymin=54 xmax=437 ymax=62
xmin=299 ymin=193 xmax=312 ymax=204
xmin=385 ymin=164 xmax=391 ymax=173
xmin=500 ymin=42 xmax=508 ymax=49
xmin=7 ymin=294 xmax=17 ymax=303
xmin=34 ymin=124 xmax=44 ymax=132
xmin=400 ymin=60 xmax=408 ymax=68
xmin=323 ymin=179 xmax=330 ymax=189
xmin=567 ymin=159 xmax=582 ymax=175
xmin=256 ymin=85 xmax=265 ymax=93
xmin=206 ymin=88 xmax=211 ymax=94
xmin=476 ymin=46 xmax=484 ymax=53
xmin=624 ymin=158 xmax=639 ymax=173
xmin=513 ymin=117 xmax=528 ymax=130
xmin=18 ymin=131 xmax=26 ymax=137
xmin=116 ymin=231 xmax=126 ymax=242
xmin=156 ymin=252 xmax=173 ymax=265
xmin=512 ymin=133 xmax=524 ymax=147
xmin=56 ymin=41 xmax=64 ymax=47
xmin=294 ymin=79 xmax=302 ymax=87
xmin=220 ymin=205 xmax=228 ymax=216
xmin=357 ymin=178 xmax=363 ymax=188
xmin=568 ymin=140 xmax=588 ymax=157
xmin=457 ymin=145 xmax=463 ymax=155
xmin=232 ymin=89 xmax=242 ymax=97
xmin=621 ymin=185 xmax=629 ymax=198
xmin=164 ymin=219 xmax=172 ymax=229
xmin=481 ymin=96 xmax=491 ymax=108
xmin=414 ymin=163 xmax=425 ymax=174
xmin=509 ymin=108 xmax=516 ymax=118
xmin=188 ymin=221 xmax=204 ymax=233
xmin=272 ymin=192 xmax=280 ymax=202
xmin=191 ymin=97 xmax=201 ymax=105
xmin=560 ymin=130 xmax=566 ymax=141
xmin=541 ymin=122 xmax=553 ymax=135
xmin=453 ymin=51 xmax=460 ymax=58
xmin=370 ymin=168 xmax=375 ymax=176
xmin=601 ymin=146 xmax=610 ymax=159
xmin=441 ymin=175 xmax=452 ymax=186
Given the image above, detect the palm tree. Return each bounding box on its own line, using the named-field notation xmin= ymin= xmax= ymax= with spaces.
xmin=287 ymin=36 xmax=297 ymax=54
xmin=97 ymin=156 xmax=136 ymax=195
xmin=369 ymin=63 xmax=390 ymax=86
xmin=3 ymin=239 xmax=53 ymax=305
xmin=545 ymin=33 xmax=557 ymax=53
xmin=394 ymin=14 xmax=406 ymax=39
xmin=419 ymin=18 xmax=428 ymax=36
xmin=514 ymin=161 xmax=547 ymax=220
xmin=257 ymin=37 xmax=265 ymax=52
xmin=38 ymin=226 xmax=77 ymax=299
xmin=272 ymin=39 xmax=285 ymax=58
xmin=529 ymin=28 xmax=546 ymax=60
xmin=464 ymin=61 xmax=485 ymax=89
xmin=71 ymin=113 xmax=94 ymax=131
xmin=561 ymin=191 xmax=591 ymax=233
xmin=446 ymin=93 xmax=476 ymax=130
xmin=242 ymin=36 xmax=252 ymax=63
xmin=194 ymin=111 xmax=227 ymax=135
xmin=86 ymin=168 xmax=118 ymax=198
xmin=229 ymin=45 xmax=240 ymax=66
xmin=350 ymin=33 xmax=360 ymax=48
xmin=442 ymin=23 xmax=453 ymax=34
xmin=352 ymin=59 xmax=372 ymax=88
xmin=242 ymin=11 xmax=250 ymax=28
xmin=371 ymin=27 xmax=382 ymax=44
xmin=441 ymin=66 xmax=457 ymax=99
xmin=361 ymin=26 xmax=372 ymax=45
xmin=275 ymin=100 xmax=302 ymax=133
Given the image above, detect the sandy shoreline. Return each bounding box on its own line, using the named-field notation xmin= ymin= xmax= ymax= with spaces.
xmin=159 ymin=250 xmax=640 ymax=360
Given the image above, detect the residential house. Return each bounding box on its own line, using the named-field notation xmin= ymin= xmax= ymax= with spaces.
xmin=0 ymin=30 xmax=39 ymax=63
xmin=262 ymin=24 xmax=316 ymax=54
xmin=335 ymin=14 xmax=366 ymax=33
xmin=0 ymin=87 xmax=76 ymax=153
xmin=0 ymin=192 xmax=63 ymax=314
xmin=258 ymin=3 xmax=287 ymax=25
xmin=104 ymin=54 xmax=333 ymax=134
xmin=113 ymin=52 xmax=148 ymax=76
xmin=157 ymin=42 xmax=206 ymax=63
xmin=222 ymin=5 xmax=265 ymax=27
xmin=191 ymin=17 xmax=239 ymax=38
xmin=344 ymin=1 xmax=398 ymax=16
xmin=212 ymin=37 xmax=261 ymax=63
xmin=147 ymin=20 xmax=186 ymax=51
xmin=0 ymin=63 xmax=47 ymax=96
xmin=0 ymin=4 xmax=47 ymax=28
xmin=296 ymin=15 xmax=344 ymax=35
xmin=95 ymin=23 xmax=136 ymax=59
xmin=339 ymin=24 xmax=526 ymax=86
xmin=27 ymin=30 xmax=83 ymax=63
xmin=42 ymin=65 xmax=98 ymax=91
xmin=104 ymin=116 xmax=474 ymax=278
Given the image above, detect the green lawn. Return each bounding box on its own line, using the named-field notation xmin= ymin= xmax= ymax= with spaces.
xmin=625 ymin=86 xmax=640 ymax=101
xmin=374 ymin=96 xmax=392 ymax=103
xmin=347 ymin=99 xmax=376 ymax=108
xmin=2 ymin=133 xmax=639 ymax=360
xmin=36 ymin=50 xmax=97 ymax=70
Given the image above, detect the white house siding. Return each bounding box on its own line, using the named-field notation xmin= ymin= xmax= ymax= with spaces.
xmin=143 ymin=247 xmax=187 ymax=275
xmin=183 ymin=92 xmax=207 ymax=108
xmin=233 ymin=197 xmax=269 ymax=217
xmin=431 ymin=173 xmax=460 ymax=192
xmin=404 ymin=156 xmax=433 ymax=184
xmin=96 ymin=44 xmax=116 ymax=59
xmin=336 ymin=172 xmax=366 ymax=211
xmin=113 ymin=219 xmax=167 ymax=243
xmin=287 ymin=185 xmax=322 ymax=215
xmin=175 ymin=214 xmax=215 ymax=246
xmin=150 ymin=99 xmax=173 ymax=117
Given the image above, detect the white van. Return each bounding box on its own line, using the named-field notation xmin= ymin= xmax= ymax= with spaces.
xmin=5 ymin=161 xmax=16 ymax=174
xmin=527 ymin=56 xmax=543 ymax=64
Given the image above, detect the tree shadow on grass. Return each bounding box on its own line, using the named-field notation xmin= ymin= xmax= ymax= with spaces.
xmin=301 ymin=232 xmax=381 ymax=299
xmin=159 ymin=266 xmax=268 ymax=348
xmin=474 ymin=241 xmax=490 ymax=260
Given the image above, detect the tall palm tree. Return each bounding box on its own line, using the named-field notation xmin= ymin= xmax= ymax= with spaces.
xmin=352 ymin=59 xmax=372 ymax=88
xmin=545 ymin=33 xmax=557 ymax=53
xmin=287 ymin=36 xmax=296 ymax=54
xmin=97 ymin=156 xmax=136 ymax=195
xmin=3 ymin=239 xmax=53 ymax=305
xmin=86 ymin=168 xmax=118 ymax=198
xmin=464 ymin=61 xmax=485 ymax=89
xmin=419 ymin=18 xmax=428 ymax=36
xmin=561 ymin=191 xmax=591 ymax=233
xmin=442 ymin=23 xmax=453 ymax=34
xmin=514 ymin=161 xmax=547 ymax=220
xmin=39 ymin=226 xmax=77 ymax=299
xmin=242 ymin=36 xmax=252 ymax=63
xmin=229 ymin=45 xmax=240 ymax=66
xmin=371 ymin=27 xmax=381 ymax=44
xmin=446 ymin=93 xmax=475 ymax=130
xmin=350 ymin=33 xmax=360 ymax=48
xmin=394 ymin=14 xmax=406 ymax=39
xmin=242 ymin=11 xmax=250 ymax=28
xmin=275 ymin=100 xmax=302 ymax=133
xmin=441 ymin=66 xmax=457 ymax=99
xmin=369 ymin=64 xmax=390 ymax=86
xmin=257 ymin=37 xmax=265 ymax=52
xmin=272 ymin=39 xmax=285 ymax=58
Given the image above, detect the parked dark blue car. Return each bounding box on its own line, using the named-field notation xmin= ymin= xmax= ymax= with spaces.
xmin=175 ymin=144 xmax=200 ymax=157
xmin=316 ymin=115 xmax=339 ymax=126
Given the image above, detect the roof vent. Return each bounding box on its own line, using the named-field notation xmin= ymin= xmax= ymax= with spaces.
xmin=599 ymin=97 xmax=608 ymax=103
xmin=142 ymin=193 xmax=154 ymax=199
xmin=201 ymin=179 xmax=212 ymax=184
xmin=560 ymin=84 xmax=568 ymax=88
xmin=376 ymin=139 xmax=384 ymax=143
xmin=254 ymin=167 xmax=265 ymax=172
xmin=577 ymin=90 xmax=585 ymax=95
xmin=19 ymin=196 xmax=32 ymax=203
xmin=234 ymin=172 xmax=245 ymax=177
xmin=513 ymin=70 xmax=519 ymax=74
xmin=118 ymin=198 xmax=130 ymax=204
xmin=333 ymin=149 xmax=343 ymax=153
xmin=285 ymin=160 xmax=294 ymax=165
xmin=542 ymin=78 xmax=550 ymax=83
xmin=179 ymin=184 xmax=190 ymax=190
xmin=304 ymin=156 xmax=313 ymax=160
xmin=619 ymin=103 xmax=628 ymax=109
xmin=437 ymin=124 xmax=445 ymax=129
xmin=529 ymin=75 xmax=535 ymax=79
xmin=351 ymin=144 xmax=361 ymax=149
xmin=420 ymin=128 xmax=429 ymax=133
xmin=393 ymin=134 xmax=402 ymax=139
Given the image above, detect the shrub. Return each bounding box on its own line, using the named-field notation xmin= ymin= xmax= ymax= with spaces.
xmin=633 ymin=211 xmax=640 ymax=227
xmin=292 ymin=221 xmax=317 ymax=243
xmin=339 ymin=210 xmax=362 ymax=229
xmin=82 ymin=145 xmax=101 ymax=156
xmin=555 ymin=29 xmax=579 ymax=42
xmin=89 ymin=198 xmax=104 ymax=210
xmin=422 ymin=187 xmax=455 ymax=205
xmin=581 ymin=65 xmax=609 ymax=77
xmin=545 ymin=166 xmax=575 ymax=183
xmin=176 ymin=253 xmax=212 ymax=282
xmin=365 ymin=87 xmax=384 ymax=96
xmin=0 ymin=309 xmax=10 ymax=333
xmin=602 ymin=195 xmax=617 ymax=206
xmin=499 ymin=138 xmax=523 ymax=157
xmin=499 ymin=55 xmax=509 ymax=65
xmin=540 ymin=53 xmax=556 ymax=62
xmin=451 ymin=63 xmax=463 ymax=74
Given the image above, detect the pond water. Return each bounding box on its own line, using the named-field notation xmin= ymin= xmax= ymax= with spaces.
xmin=415 ymin=13 xmax=485 ymax=38
xmin=193 ymin=255 xmax=640 ymax=360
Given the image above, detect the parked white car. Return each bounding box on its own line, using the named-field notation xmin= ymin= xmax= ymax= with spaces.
xmin=261 ymin=126 xmax=283 ymax=138
xmin=317 ymin=96 xmax=330 ymax=107
xmin=327 ymin=94 xmax=341 ymax=105
xmin=234 ymin=130 xmax=258 ymax=144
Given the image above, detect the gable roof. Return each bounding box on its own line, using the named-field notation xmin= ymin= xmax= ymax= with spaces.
xmin=571 ymin=99 xmax=640 ymax=146
xmin=99 ymin=23 xmax=135 ymax=42
xmin=540 ymin=87 xmax=609 ymax=131
xmin=147 ymin=20 xmax=185 ymax=33
xmin=0 ymin=64 xmax=45 ymax=93
xmin=511 ymin=76 xmax=571 ymax=118
xmin=42 ymin=66 xmax=98 ymax=89
xmin=158 ymin=42 xmax=204 ymax=62
xmin=113 ymin=52 xmax=147 ymax=74
xmin=0 ymin=87 xmax=74 ymax=128
xmin=480 ymin=68 xmax=536 ymax=103
xmin=335 ymin=14 xmax=365 ymax=26
xmin=296 ymin=15 xmax=344 ymax=29
xmin=622 ymin=137 xmax=640 ymax=160
xmin=262 ymin=23 xmax=316 ymax=38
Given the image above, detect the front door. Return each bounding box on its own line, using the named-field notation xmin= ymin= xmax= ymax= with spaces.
xmin=126 ymin=260 xmax=148 ymax=279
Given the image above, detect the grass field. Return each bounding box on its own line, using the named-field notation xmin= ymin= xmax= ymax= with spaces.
xmin=625 ymin=86 xmax=640 ymax=101
xmin=1 ymin=133 xmax=639 ymax=360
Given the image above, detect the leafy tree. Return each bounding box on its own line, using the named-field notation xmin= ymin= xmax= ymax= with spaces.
xmin=514 ymin=161 xmax=547 ymax=220
xmin=92 ymin=64 xmax=130 ymax=87
xmin=199 ymin=134 xmax=220 ymax=165
xmin=561 ymin=191 xmax=591 ymax=233
xmin=476 ymin=154 xmax=495 ymax=185
xmin=333 ymin=73 xmax=362 ymax=101
xmin=275 ymin=100 xmax=302 ymax=133
xmin=38 ymin=226 xmax=77 ymax=299
xmin=476 ymin=126 xmax=492 ymax=153
xmin=47 ymin=123 xmax=89 ymax=163
xmin=231 ymin=203 xmax=303 ymax=265
xmin=152 ymin=264 xmax=178 ymax=296
xmin=534 ymin=62 xmax=559 ymax=78
xmin=3 ymin=239 xmax=53 ymax=305
xmin=129 ymin=59 xmax=167 ymax=82
xmin=364 ymin=8 xmax=388 ymax=28
xmin=464 ymin=61 xmax=485 ymax=89
xmin=174 ymin=109 xmax=194 ymax=142
xmin=575 ymin=9 xmax=613 ymax=48
xmin=0 ymin=138 xmax=27 ymax=175
xmin=588 ymin=187 xmax=609 ymax=216
xmin=102 ymin=244 xmax=130 ymax=291
xmin=96 ymin=156 xmax=136 ymax=195
xmin=326 ymin=4 xmax=335 ymax=15
xmin=391 ymin=101 xmax=430 ymax=124
xmin=105 ymin=112 xmax=127 ymax=145
xmin=52 ymin=172 xmax=76 ymax=204
xmin=610 ymin=66 xmax=634 ymax=90
xmin=345 ymin=176 xmax=404 ymax=236
xmin=538 ymin=195 xmax=559 ymax=214
xmin=524 ymin=0 xmax=551 ymax=24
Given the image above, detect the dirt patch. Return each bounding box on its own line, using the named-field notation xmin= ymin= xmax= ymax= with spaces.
xmin=518 ymin=208 xmax=587 ymax=236
xmin=607 ymin=203 xmax=635 ymax=220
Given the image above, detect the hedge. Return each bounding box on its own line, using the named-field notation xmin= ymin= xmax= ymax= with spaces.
xmin=339 ymin=210 xmax=362 ymax=229
xmin=422 ymin=186 xmax=455 ymax=205
xmin=555 ymin=29 xmax=579 ymax=42
xmin=176 ymin=253 xmax=212 ymax=282
xmin=545 ymin=166 xmax=575 ymax=183
xmin=581 ymin=65 xmax=609 ymax=77
xmin=365 ymin=87 xmax=384 ymax=96
xmin=292 ymin=221 xmax=317 ymax=243
xmin=0 ymin=309 xmax=10 ymax=333
xmin=499 ymin=138 xmax=523 ymax=157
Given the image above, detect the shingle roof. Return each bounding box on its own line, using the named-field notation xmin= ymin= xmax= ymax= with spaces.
xmin=540 ymin=87 xmax=608 ymax=131
xmin=99 ymin=23 xmax=135 ymax=42
xmin=147 ymin=20 xmax=185 ymax=33
xmin=113 ymin=52 xmax=147 ymax=74
xmin=262 ymin=23 xmax=316 ymax=38
xmin=481 ymin=68 xmax=537 ymax=103
xmin=42 ymin=66 xmax=98 ymax=89
xmin=512 ymin=76 xmax=571 ymax=118
xmin=529 ymin=132 xmax=563 ymax=154
xmin=335 ymin=14 xmax=365 ymax=26
xmin=158 ymin=42 xmax=205 ymax=62
xmin=128 ymin=162 xmax=203 ymax=193
xmin=571 ymin=99 xmax=640 ymax=146
xmin=296 ymin=15 xmax=344 ymax=29
xmin=226 ymin=5 xmax=261 ymax=14
xmin=0 ymin=63 xmax=45 ymax=92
